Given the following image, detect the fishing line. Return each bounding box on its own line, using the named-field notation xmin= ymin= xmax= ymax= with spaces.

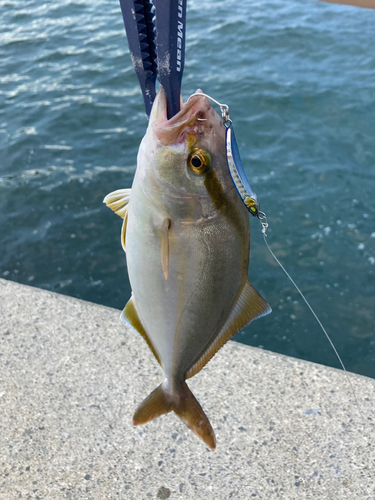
xmin=258 ymin=215 xmax=365 ymax=427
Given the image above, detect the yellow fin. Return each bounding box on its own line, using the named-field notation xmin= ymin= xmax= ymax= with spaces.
xmin=187 ymin=281 xmax=272 ymax=379
xmin=160 ymin=218 xmax=171 ymax=280
xmin=103 ymin=188 xmax=131 ymax=219
xmin=133 ymin=381 xmax=216 ymax=450
xmin=121 ymin=210 xmax=128 ymax=251
xmin=121 ymin=297 xmax=161 ymax=366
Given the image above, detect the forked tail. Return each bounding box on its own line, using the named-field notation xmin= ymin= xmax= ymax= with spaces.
xmin=132 ymin=380 xmax=216 ymax=450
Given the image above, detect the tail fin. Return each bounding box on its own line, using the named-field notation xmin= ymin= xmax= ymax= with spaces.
xmin=133 ymin=381 xmax=216 ymax=450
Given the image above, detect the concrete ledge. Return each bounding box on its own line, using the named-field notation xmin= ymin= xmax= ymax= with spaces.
xmin=0 ymin=278 xmax=374 ymax=499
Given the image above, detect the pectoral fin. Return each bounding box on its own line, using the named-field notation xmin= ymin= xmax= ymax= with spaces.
xmin=103 ymin=188 xmax=131 ymax=219
xmin=103 ymin=188 xmax=131 ymax=250
xmin=160 ymin=218 xmax=171 ymax=280
xmin=121 ymin=297 xmax=161 ymax=366
xmin=187 ymin=281 xmax=272 ymax=379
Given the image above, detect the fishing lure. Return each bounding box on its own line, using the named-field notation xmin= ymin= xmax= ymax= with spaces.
xmin=226 ymin=124 xmax=259 ymax=217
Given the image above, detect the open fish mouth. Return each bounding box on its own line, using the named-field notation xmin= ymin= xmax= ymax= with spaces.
xmin=152 ymin=88 xmax=217 ymax=147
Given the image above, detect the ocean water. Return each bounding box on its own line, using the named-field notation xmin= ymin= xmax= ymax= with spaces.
xmin=1 ymin=0 xmax=374 ymax=377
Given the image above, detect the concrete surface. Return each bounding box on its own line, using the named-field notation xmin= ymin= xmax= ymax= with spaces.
xmin=0 ymin=278 xmax=374 ymax=499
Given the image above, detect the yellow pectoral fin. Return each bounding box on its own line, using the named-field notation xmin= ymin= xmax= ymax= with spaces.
xmin=186 ymin=281 xmax=272 ymax=379
xmin=121 ymin=297 xmax=161 ymax=366
xmin=160 ymin=218 xmax=171 ymax=280
xmin=103 ymin=188 xmax=131 ymax=219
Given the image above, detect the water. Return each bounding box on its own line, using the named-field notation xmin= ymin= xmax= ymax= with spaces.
xmin=1 ymin=0 xmax=374 ymax=378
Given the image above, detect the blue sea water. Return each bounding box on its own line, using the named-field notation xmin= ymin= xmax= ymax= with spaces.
xmin=0 ymin=0 xmax=374 ymax=377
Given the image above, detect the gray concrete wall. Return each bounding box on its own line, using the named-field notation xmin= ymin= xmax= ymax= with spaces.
xmin=0 ymin=278 xmax=374 ymax=499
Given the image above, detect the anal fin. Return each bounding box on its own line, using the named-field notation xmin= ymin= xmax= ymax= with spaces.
xmin=121 ymin=297 xmax=161 ymax=366
xmin=187 ymin=281 xmax=272 ymax=379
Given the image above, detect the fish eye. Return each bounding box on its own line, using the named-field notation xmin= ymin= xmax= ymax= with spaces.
xmin=191 ymin=156 xmax=202 ymax=168
xmin=188 ymin=148 xmax=211 ymax=175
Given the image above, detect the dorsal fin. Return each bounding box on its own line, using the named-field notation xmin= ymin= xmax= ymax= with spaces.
xmin=121 ymin=297 xmax=161 ymax=366
xmin=186 ymin=281 xmax=271 ymax=379
xmin=103 ymin=188 xmax=131 ymax=219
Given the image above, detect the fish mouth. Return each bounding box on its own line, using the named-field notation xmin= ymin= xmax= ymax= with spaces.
xmin=151 ymin=87 xmax=217 ymax=147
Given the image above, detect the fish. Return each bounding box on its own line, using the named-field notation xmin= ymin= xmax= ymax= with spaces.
xmin=103 ymin=88 xmax=271 ymax=450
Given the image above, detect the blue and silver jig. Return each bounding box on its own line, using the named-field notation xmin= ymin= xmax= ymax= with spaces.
xmin=225 ymin=123 xmax=259 ymax=217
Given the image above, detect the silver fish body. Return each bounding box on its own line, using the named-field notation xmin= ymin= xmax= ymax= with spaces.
xmin=104 ymin=89 xmax=271 ymax=449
